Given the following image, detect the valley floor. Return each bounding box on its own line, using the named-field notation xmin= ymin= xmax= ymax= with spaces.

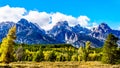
xmin=0 ymin=61 xmax=120 ymax=68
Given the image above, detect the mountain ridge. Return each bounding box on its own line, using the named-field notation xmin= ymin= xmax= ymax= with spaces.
xmin=0 ymin=18 xmax=119 ymax=47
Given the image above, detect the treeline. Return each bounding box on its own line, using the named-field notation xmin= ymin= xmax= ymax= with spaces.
xmin=13 ymin=42 xmax=101 ymax=62
xmin=0 ymin=26 xmax=120 ymax=64
xmin=14 ymin=44 xmax=78 ymax=62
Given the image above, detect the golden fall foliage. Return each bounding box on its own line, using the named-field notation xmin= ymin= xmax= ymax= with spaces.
xmin=0 ymin=26 xmax=16 ymax=63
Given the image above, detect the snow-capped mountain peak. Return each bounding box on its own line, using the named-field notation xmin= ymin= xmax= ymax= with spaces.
xmin=92 ymin=23 xmax=111 ymax=32
xmin=0 ymin=19 xmax=119 ymax=47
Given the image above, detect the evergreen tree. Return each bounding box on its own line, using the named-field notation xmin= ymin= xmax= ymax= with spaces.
xmin=102 ymin=33 xmax=118 ymax=64
xmin=0 ymin=26 xmax=16 ymax=63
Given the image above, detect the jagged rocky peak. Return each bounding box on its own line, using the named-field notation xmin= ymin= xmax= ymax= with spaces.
xmin=18 ymin=18 xmax=28 ymax=23
xmin=72 ymin=24 xmax=91 ymax=33
xmin=74 ymin=24 xmax=81 ymax=28
xmin=55 ymin=21 xmax=69 ymax=27
xmin=48 ymin=21 xmax=72 ymax=33
xmin=90 ymin=22 xmax=114 ymax=42
xmin=0 ymin=21 xmax=15 ymax=29
xmin=92 ymin=22 xmax=111 ymax=33
xmin=17 ymin=18 xmax=45 ymax=33
xmin=17 ymin=18 xmax=30 ymax=26
xmin=99 ymin=23 xmax=111 ymax=30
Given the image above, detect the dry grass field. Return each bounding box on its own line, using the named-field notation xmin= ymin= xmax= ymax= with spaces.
xmin=0 ymin=61 xmax=120 ymax=68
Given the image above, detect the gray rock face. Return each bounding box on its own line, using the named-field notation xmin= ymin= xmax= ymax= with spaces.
xmin=0 ymin=19 xmax=119 ymax=47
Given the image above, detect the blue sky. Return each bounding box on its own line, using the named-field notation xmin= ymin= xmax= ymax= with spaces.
xmin=0 ymin=0 xmax=120 ymax=30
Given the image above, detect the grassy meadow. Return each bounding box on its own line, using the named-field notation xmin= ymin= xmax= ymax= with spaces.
xmin=0 ymin=43 xmax=119 ymax=68
xmin=0 ymin=61 xmax=120 ymax=68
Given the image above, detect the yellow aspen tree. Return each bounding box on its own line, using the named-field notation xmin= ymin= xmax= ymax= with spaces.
xmin=0 ymin=26 xmax=16 ymax=63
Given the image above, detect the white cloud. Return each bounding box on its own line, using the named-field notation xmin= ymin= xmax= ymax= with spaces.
xmin=23 ymin=11 xmax=51 ymax=29
xmin=0 ymin=5 xmax=26 ymax=23
xmin=118 ymin=27 xmax=120 ymax=30
xmin=0 ymin=5 xmax=93 ymax=30
xmin=77 ymin=16 xmax=90 ymax=27
xmin=51 ymin=12 xmax=77 ymax=27
xmin=86 ymin=22 xmax=99 ymax=29
xmin=23 ymin=11 xmax=77 ymax=30
xmin=92 ymin=22 xmax=98 ymax=27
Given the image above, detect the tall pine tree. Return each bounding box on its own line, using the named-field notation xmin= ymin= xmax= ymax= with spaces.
xmin=0 ymin=26 xmax=16 ymax=63
xmin=102 ymin=33 xmax=118 ymax=64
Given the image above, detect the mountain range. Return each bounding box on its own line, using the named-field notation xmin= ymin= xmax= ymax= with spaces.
xmin=0 ymin=18 xmax=120 ymax=48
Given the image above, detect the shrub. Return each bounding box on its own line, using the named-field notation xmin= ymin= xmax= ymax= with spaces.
xmin=33 ymin=49 xmax=44 ymax=62
xmin=71 ymin=54 xmax=78 ymax=61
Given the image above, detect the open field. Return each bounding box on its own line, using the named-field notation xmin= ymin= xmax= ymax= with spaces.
xmin=0 ymin=61 xmax=120 ymax=68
